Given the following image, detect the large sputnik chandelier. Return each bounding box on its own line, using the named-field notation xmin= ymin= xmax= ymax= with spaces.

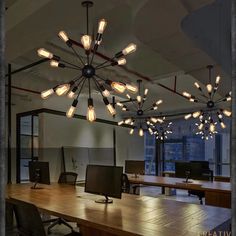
xmin=195 ymin=120 xmax=217 ymax=140
xmin=117 ymin=80 xmax=164 ymax=136
xmin=37 ymin=1 xmax=137 ymax=122
xmin=182 ymin=65 xmax=231 ymax=135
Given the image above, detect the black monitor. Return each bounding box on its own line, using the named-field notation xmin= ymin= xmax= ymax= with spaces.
xmin=85 ymin=165 xmax=123 ymax=204
xmin=125 ymin=160 xmax=145 ymax=175
xmin=190 ymin=161 xmax=209 ymax=170
xmin=175 ymin=162 xmax=192 ymax=182
xmin=29 ymin=161 xmax=50 ymax=189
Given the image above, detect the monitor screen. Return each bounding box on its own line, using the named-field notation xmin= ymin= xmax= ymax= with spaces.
xmin=125 ymin=160 xmax=145 ymax=175
xmin=175 ymin=162 xmax=191 ymax=178
xmin=85 ymin=165 xmax=123 ymax=199
xmin=29 ymin=161 xmax=50 ymax=185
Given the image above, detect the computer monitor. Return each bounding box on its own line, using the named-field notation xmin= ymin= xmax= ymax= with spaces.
xmin=125 ymin=160 xmax=145 ymax=175
xmin=190 ymin=161 xmax=209 ymax=170
xmin=175 ymin=162 xmax=192 ymax=181
xmin=29 ymin=161 xmax=50 ymax=189
xmin=85 ymin=165 xmax=123 ymax=204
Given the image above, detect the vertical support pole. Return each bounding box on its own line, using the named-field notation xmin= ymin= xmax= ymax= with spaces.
xmin=0 ymin=0 xmax=6 ymax=235
xmin=7 ymin=64 xmax=11 ymax=184
xmin=112 ymin=96 xmax=116 ymax=166
xmin=231 ymin=0 xmax=236 ymax=233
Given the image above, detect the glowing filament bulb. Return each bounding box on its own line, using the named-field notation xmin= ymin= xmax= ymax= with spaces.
xmin=118 ymin=121 xmax=124 ymax=126
xmin=122 ymin=43 xmax=137 ymax=55
xmin=124 ymin=118 xmax=132 ymax=124
xmin=215 ymin=75 xmax=221 ymax=84
xmin=194 ymin=82 xmax=200 ymax=89
xmin=144 ymin=89 xmax=148 ymax=96
xmin=222 ymin=109 xmax=231 ymax=117
xmin=37 ymin=48 xmax=53 ymax=59
xmin=55 ymin=84 xmax=70 ymax=96
xmin=126 ymin=84 xmax=138 ymax=93
xmin=139 ymin=128 xmax=144 ymax=137
xmin=81 ymin=35 xmax=92 ymax=50
xmin=185 ymin=114 xmax=192 ymax=120
xmin=198 ymin=123 xmax=204 ymax=130
xmin=183 ymin=92 xmax=191 ymax=98
xmin=58 ymin=31 xmax=69 ymax=42
xmin=220 ymin=122 xmax=226 ymax=129
xmin=137 ymin=95 xmax=142 ymax=103
xmin=126 ymin=94 xmax=131 ymax=100
xmin=150 ymin=118 xmax=158 ymax=123
xmin=66 ymin=99 xmax=78 ymax=118
xmin=209 ymin=123 xmax=215 ymax=132
xmin=156 ymin=100 xmax=163 ymax=105
xmin=117 ymin=58 xmax=126 ymax=65
xmin=106 ymin=104 xmax=116 ymax=116
xmin=111 ymin=82 xmax=126 ymax=93
xmin=193 ymin=111 xmax=201 ymax=118
xmin=41 ymin=89 xmax=54 ymax=99
xmin=206 ymin=84 xmax=213 ymax=93
xmin=129 ymin=129 xmax=134 ymax=135
xmin=50 ymin=60 xmax=59 ymax=67
xmin=98 ymin=19 xmax=107 ymax=34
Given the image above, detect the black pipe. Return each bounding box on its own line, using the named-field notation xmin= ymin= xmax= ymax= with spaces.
xmin=112 ymin=96 xmax=116 ymax=166
xmin=5 ymin=58 xmax=49 ymax=77
xmin=7 ymin=64 xmax=12 ymax=183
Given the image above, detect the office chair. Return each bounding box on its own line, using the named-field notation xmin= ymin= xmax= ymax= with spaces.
xmin=121 ymin=173 xmax=140 ymax=194
xmin=44 ymin=172 xmax=78 ymax=234
xmin=188 ymin=162 xmax=213 ymax=204
xmin=12 ymin=199 xmax=81 ymax=236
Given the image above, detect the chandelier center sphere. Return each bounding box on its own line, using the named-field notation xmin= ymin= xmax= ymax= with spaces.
xmin=137 ymin=109 xmax=144 ymax=116
xmin=82 ymin=65 xmax=95 ymax=78
xmin=207 ymin=100 xmax=215 ymax=108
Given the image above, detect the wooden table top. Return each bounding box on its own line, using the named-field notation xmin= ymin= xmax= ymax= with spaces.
xmin=6 ymin=183 xmax=231 ymax=236
xmin=128 ymin=175 xmax=231 ymax=193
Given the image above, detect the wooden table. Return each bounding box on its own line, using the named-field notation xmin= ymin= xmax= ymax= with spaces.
xmin=6 ymin=183 xmax=231 ymax=236
xmin=128 ymin=175 xmax=231 ymax=208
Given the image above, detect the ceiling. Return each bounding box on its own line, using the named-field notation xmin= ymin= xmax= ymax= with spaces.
xmin=6 ymin=0 xmax=231 ymax=115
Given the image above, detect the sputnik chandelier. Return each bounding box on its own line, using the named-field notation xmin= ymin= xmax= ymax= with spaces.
xmin=117 ymin=80 xmax=164 ymax=136
xmin=37 ymin=1 xmax=137 ymax=122
xmin=182 ymin=65 xmax=231 ymax=135
xmin=150 ymin=121 xmax=173 ymax=140
xmin=195 ymin=120 xmax=217 ymax=140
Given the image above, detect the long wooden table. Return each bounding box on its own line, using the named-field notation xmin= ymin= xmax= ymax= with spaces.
xmin=6 ymin=183 xmax=231 ymax=236
xmin=128 ymin=175 xmax=231 ymax=208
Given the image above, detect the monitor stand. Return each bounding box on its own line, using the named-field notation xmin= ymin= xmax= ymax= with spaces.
xmin=31 ymin=181 xmax=43 ymax=190
xmin=95 ymin=195 xmax=113 ymax=204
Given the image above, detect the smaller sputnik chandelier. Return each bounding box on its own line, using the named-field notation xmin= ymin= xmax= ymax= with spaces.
xmin=37 ymin=1 xmax=137 ymax=122
xmin=150 ymin=121 xmax=173 ymax=140
xmin=117 ymin=80 xmax=164 ymax=137
xmin=195 ymin=120 xmax=217 ymax=140
xmin=183 ymin=65 xmax=231 ymax=134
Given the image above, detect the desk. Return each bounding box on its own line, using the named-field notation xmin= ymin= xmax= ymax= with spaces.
xmin=128 ymin=175 xmax=231 ymax=208
xmin=6 ymin=183 xmax=231 ymax=236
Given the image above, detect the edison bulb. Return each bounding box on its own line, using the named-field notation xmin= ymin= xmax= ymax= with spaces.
xmin=185 ymin=114 xmax=192 ymax=120
xmin=111 ymin=82 xmax=126 ymax=93
xmin=41 ymin=89 xmax=54 ymax=99
xmin=222 ymin=109 xmax=231 ymax=117
xmin=98 ymin=19 xmax=107 ymax=34
xmin=194 ymin=82 xmax=200 ymax=89
xmin=129 ymin=129 xmax=134 ymax=135
xmin=156 ymin=100 xmax=163 ymax=105
xmin=66 ymin=106 xmax=76 ymax=118
xmin=220 ymin=122 xmax=226 ymax=129
xmin=106 ymin=104 xmax=116 ymax=116
xmin=144 ymin=89 xmax=149 ymax=96
xmin=182 ymin=92 xmax=191 ymax=98
xmin=58 ymin=31 xmax=69 ymax=42
xmin=81 ymin=35 xmax=92 ymax=50
xmin=50 ymin=60 xmax=59 ymax=67
xmin=139 ymin=128 xmax=144 ymax=137
xmin=122 ymin=43 xmax=137 ymax=55
xmin=206 ymin=84 xmax=213 ymax=93
xmin=137 ymin=95 xmax=142 ymax=103
xmin=209 ymin=123 xmax=215 ymax=132
xmin=216 ymin=76 xmax=221 ymax=84
xmin=193 ymin=111 xmax=201 ymax=118
xmin=126 ymin=84 xmax=138 ymax=93
xmin=55 ymin=84 xmax=70 ymax=96
xmin=37 ymin=48 xmax=53 ymax=59
xmin=87 ymin=106 xmax=96 ymax=122
xmin=117 ymin=58 xmax=126 ymax=65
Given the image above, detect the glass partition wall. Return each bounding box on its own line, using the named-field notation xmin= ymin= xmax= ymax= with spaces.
xmin=16 ymin=114 xmax=39 ymax=182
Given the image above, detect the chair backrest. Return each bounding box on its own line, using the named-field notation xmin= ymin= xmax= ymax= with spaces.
xmin=121 ymin=173 xmax=130 ymax=193
xmin=12 ymin=199 xmax=46 ymax=236
xmin=58 ymin=172 xmax=78 ymax=185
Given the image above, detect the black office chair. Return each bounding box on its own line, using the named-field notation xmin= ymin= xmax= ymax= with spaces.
xmin=121 ymin=173 xmax=140 ymax=194
xmin=45 ymin=172 xmax=78 ymax=234
xmin=188 ymin=162 xmax=213 ymax=204
xmin=11 ymin=199 xmax=80 ymax=236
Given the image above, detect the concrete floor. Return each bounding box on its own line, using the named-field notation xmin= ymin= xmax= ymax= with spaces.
xmin=7 ymin=186 xmax=202 ymax=235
